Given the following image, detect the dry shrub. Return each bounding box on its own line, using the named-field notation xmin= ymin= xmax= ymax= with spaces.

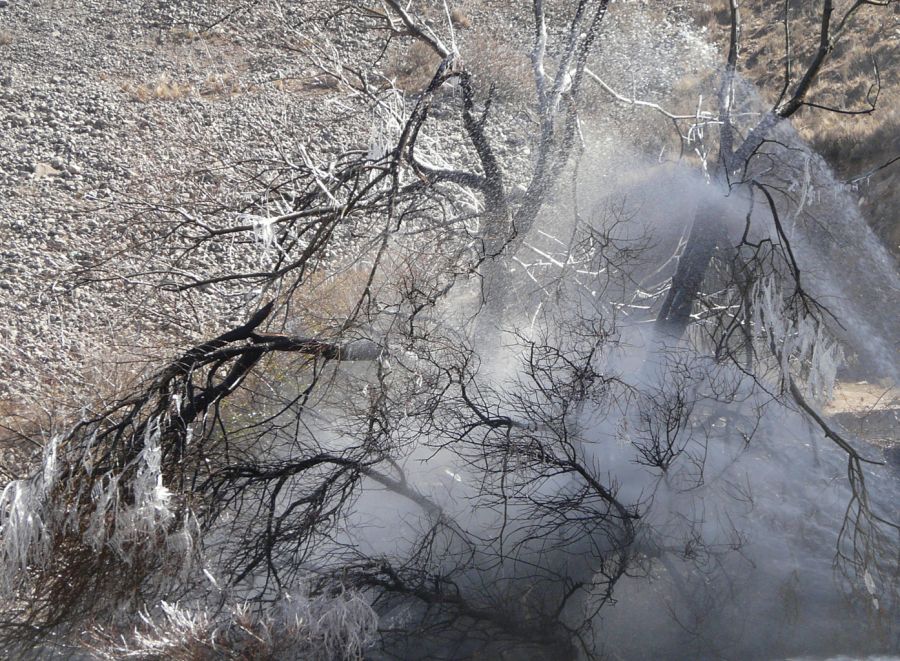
xmin=271 ymin=76 xmax=320 ymax=94
xmin=0 ymin=331 xmax=154 ymax=485
xmin=206 ymin=268 xmax=376 ymax=403
xmin=387 ymin=40 xmax=442 ymax=92
xmin=385 ymin=17 xmax=528 ymax=102
xmin=388 ymin=28 xmax=533 ymax=101
xmin=0 ymin=398 xmax=41 ymax=483
xmin=0 ymin=31 xmax=13 ymax=46
xmin=287 ymin=267 xmax=374 ymax=334
xmin=450 ymin=7 xmax=472 ymax=30
xmin=465 ymin=30 xmax=534 ymax=104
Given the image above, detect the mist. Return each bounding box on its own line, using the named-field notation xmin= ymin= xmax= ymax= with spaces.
xmin=326 ymin=75 xmax=900 ymax=656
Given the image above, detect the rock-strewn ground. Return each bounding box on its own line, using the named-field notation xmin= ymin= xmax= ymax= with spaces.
xmin=0 ymin=1 xmax=379 ymax=410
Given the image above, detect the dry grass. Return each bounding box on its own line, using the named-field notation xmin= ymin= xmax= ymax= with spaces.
xmin=123 ymin=73 xmax=193 ymax=102
xmin=166 ymin=26 xmax=201 ymax=44
xmin=690 ymin=0 xmax=732 ymax=32
xmin=721 ymin=1 xmax=897 ymax=148
xmin=0 ymin=31 xmax=13 ymax=47
xmin=679 ymin=0 xmax=899 ymax=149
xmin=799 ymin=105 xmax=900 ymax=166
xmin=124 ymin=70 xmax=249 ymax=101
xmin=198 ymin=71 xmax=242 ymax=97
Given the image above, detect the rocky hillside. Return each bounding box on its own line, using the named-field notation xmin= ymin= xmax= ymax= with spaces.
xmin=0 ymin=0 xmax=373 ymax=415
xmin=698 ymin=0 xmax=900 ymax=253
xmin=0 ymin=0 xmax=896 ymax=429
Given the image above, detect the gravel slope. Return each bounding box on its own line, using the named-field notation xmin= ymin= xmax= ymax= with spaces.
xmin=0 ymin=1 xmax=371 ymax=410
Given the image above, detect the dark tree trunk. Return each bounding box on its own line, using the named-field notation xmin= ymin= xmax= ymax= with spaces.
xmin=654 ymin=204 xmax=724 ymax=337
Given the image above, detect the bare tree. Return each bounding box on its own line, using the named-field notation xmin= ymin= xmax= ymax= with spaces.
xmin=0 ymin=1 xmax=897 ymax=659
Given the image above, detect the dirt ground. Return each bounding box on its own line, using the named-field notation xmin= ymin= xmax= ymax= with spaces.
xmin=826 ymin=380 xmax=900 ymax=451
